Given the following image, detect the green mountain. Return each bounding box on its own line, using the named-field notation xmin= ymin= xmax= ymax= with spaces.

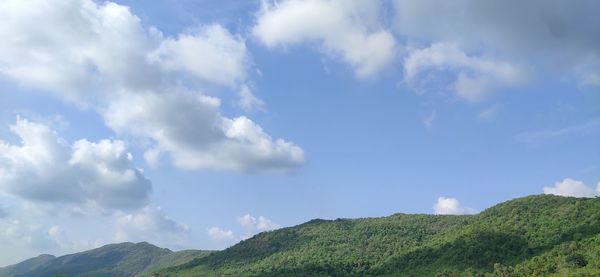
xmin=0 ymin=255 xmax=56 ymax=277
xmin=3 ymin=195 xmax=599 ymax=276
xmin=144 ymin=250 xmax=213 ymax=275
xmin=154 ymin=195 xmax=600 ymax=276
xmin=0 ymin=242 xmax=211 ymax=277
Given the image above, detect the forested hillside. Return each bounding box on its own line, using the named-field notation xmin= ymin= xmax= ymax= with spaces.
xmin=0 ymin=242 xmax=211 ymax=277
xmin=2 ymin=195 xmax=598 ymax=276
xmin=154 ymin=195 xmax=600 ymax=276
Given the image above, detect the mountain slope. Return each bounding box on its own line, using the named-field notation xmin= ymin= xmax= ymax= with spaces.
xmin=155 ymin=195 xmax=600 ymax=276
xmin=0 ymin=242 xmax=210 ymax=277
xmin=0 ymin=255 xmax=56 ymax=277
xmin=3 ymin=195 xmax=599 ymax=276
xmin=144 ymin=250 xmax=212 ymax=275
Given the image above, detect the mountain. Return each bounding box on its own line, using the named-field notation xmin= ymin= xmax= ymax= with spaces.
xmin=154 ymin=195 xmax=600 ymax=276
xmin=143 ymin=250 xmax=213 ymax=275
xmin=3 ymin=195 xmax=599 ymax=276
xmin=0 ymin=255 xmax=56 ymax=277
xmin=0 ymin=242 xmax=211 ymax=277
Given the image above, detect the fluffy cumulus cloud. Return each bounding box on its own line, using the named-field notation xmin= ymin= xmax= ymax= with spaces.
xmin=207 ymin=214 xmax=279 ymax=245
xmin=433 ymin=197 xmax=475 ymax=215
xmin=0 ymin=0 xmax=304 ymax=173
xmin=237 ymin=214 xmax=280 ymax=231
xmin=114 ymin=206 xmax=190 ymax=248
xmin=207 ymin=227 xmax=234 ymax=241
xmin=115 ymin=206 xmax=189 ymax=234
xmin=394 ymin=0 xmax=600 ymax=94
xmin=543 ymin=178 xmax=600 ymax=198
xmin=253 ymin=0 xmax=396 ymax=77
xmin=104 ymin=92 xmax=304 ymax=172
xmin=0 ymin=117 xmax=190 ymax=262
xmin=0 ymin=0 xmax=154 ymax=104
xmin=148 ymin=24 xmax=248 ymax=87
xmin=0 ymin=117 xmax=151 ymax=211
xmin=252 ymin=0 xmax=600 ymax=99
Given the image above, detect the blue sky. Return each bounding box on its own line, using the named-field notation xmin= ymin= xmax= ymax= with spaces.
xmin=0 ymin=0 xmax=599 ymax=266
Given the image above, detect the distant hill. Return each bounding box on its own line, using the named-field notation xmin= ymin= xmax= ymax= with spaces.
xmin=0 ymin=254 xmax=56 ymax=277
xmin=0 ymin=242 xmax=211 ymax=277
xmin=3 ymin=195 xmax=599 ymax=276
xmin=155 ymin=195 xmax=600 ymax=276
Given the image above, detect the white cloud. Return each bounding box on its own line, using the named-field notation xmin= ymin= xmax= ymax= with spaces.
xmin=70 ymin=139 xmax=152 ymax=209
xmin=543 ymin=178 xmax=599 ymax=198
xmin=47 ymin=226 xmax=69 ymax=249
xmin=253 ymin=0 xmax=396 ymax=77
xmin=0 ymin=0 xmax=154 ymax=105
xmin=423 ymin=109 xmax=436 ymax=129
xmin=0 ymin=205 xmax=188 ymax=265
xmin=114 ymin=206 xmax=189 ymax=248
xmin=206 ymin=214 xmax=279 ymax=245
xmin=237 ymin=214 xmax=255 ymax=228
xmin=148 ymin=24 xmax=249 ymax=87
xmin=0 ymin=219 xmax=46 ymax=266
xmin=104 ymin=91 xmax=304 ymax=173
xmin=113 ymin=206 xmax=189 ymax=250
xmin=237 ymin=214 xmax=280 ymax=231
xmin=0 ymin=117 xmax=151 ymax=211
xmin=404 ymin=43 xmax=528 ymax=102
xmin=0 ymin=0 xmax=303 ymax=173
xmin=45 ymin=226 xmax=99 ymax=251
xmin=115 ymin=206 xmax=188 ymax=234
xmin=238 ymin=84 xmax=265 ymax=112
xmin=207 ymin=227 xmax=234 ymax=241
xmin=0 ymin=114 xmax=181 ymax=262
xmin=433 ymin=197 xmax=475 ymax=215
xmin=0 ymin=219 xmax=103 ymax=260
xmin=394 ymin=0 xmax=600 ymax=87
xmin=0 ymin=219 xmax=57 ymax=251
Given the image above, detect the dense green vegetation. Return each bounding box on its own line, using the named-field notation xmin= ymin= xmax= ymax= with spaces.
xmin=0 ymin=242 xmax=211 ymax=277
xmin=154 ymin=195 xmax=600 ymax=276
xmin=144 ymin=250 xmax=212 ymax=275
xmin=2 ymin=195 xmax=599 ymax=276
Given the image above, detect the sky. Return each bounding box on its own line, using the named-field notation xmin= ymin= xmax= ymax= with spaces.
xmin=0 ymin=0 xmax=599 ymax=266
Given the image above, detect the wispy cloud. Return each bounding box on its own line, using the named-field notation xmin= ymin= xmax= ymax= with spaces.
xmin=423 ymin=109 xmax=436 ymax=129
xmin=516 ymin=118 xmax=600 ymax=144
xmin=478 ymin=106 xmax=498 ymax=122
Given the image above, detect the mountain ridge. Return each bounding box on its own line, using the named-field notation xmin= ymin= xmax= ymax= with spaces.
xmin=2 ymin=194 xmax=599 ymax=276
xmin=156 ymin=194 xmax=600 ymax=276
xmin=0 ymin=242 xmax=211 ymax=277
